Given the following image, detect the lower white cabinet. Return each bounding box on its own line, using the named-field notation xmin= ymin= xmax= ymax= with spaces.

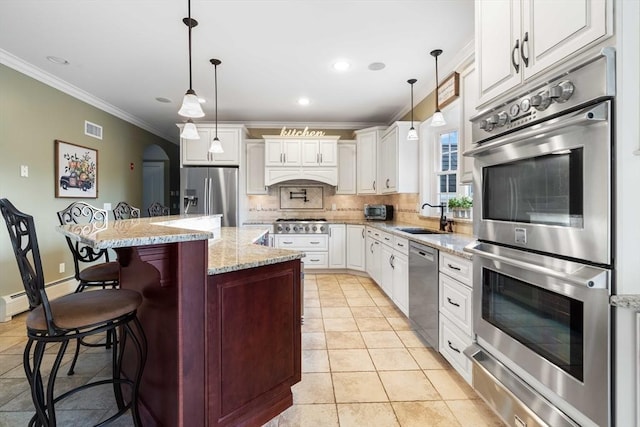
xmin=274 ymin=234 xmax=329 ymax=269
xmin=438 ymin=252 xmax=473 ymax=384
xmin=391 ymin=251 xmax=409 ymax=315
xmin=328 ymin=224 xmax=346 ymax=269
xmin=365 ymin=233 xmax=382 ymax=284
xmin=379 ymin=243 xmax=394 ymax=298
xmin=346 ymin=225 xmax=365 ymax=271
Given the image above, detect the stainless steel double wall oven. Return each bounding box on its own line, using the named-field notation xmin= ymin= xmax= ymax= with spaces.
xmin=465 ymin=49 xmax=615 ymax=427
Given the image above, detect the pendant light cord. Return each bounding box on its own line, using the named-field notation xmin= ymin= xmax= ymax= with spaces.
xmin=434 ymin=54 xmax=439 ymax=111
xmin=410 ymin=83 xmax=414 ymax=126
xmin=214 ymin=62 xmax=218 ymax=139
xmin=187 ymin=0 xmax=193 ymax=90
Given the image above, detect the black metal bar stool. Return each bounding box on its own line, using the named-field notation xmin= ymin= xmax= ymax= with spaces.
xmin=147 ymin=201 xmax=169 ymax=217
xmin=113 ymin=202 xmax=140 ymax=220
xmin=0 ymin=198 xmax=147 ymax=427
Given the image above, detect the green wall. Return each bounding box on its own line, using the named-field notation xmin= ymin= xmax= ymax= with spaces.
xmin=0 ymin=64 xmax=179 ymax=297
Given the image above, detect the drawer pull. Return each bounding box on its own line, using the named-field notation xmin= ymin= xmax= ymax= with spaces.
xmin=447 ymin=263 xmax=461 ymax=271
xmin=310 ymin=241 xmax=320 ymax=245
xmin=447 ymin=340 xmax=461 ymax=354
xmin=447 ymin=297 xmax=460 ymax=307
xmin=309 ymin=258 xmax=320 ymax=262
xmin=397 ymin=243 xmax=404 ymax=247
xmin=384 ymin=237 xmax=390 ymax=241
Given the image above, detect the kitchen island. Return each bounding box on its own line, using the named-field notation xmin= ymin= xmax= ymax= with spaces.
xmin=57 ymin=215 xmax=303 ymax=427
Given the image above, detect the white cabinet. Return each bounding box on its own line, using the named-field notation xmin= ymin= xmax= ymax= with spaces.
xmin=274 ymin=234 xmax=329 ymax=269
xmin=391 ymin=250 xmax=409 ymax=315
xmin=378 ymin=122 xmax=419 ymax=194
xmin=246 ymin=140 xmax=267 ymax=195
xmin=328 ymin=224 xmax=346 ymax=269
xmin=336 ymin=141 xmax=357 ymax=195
xmin=380 ymin=242 xmax=394 ymax=298
xmin=346 ymin=225 xmax=365 ymax=271
xmin=438 ymin=252 xmax=473 ymax=384
xmin=365 ymin=228 xmax=382 ymax=284
xmin=476 ymin=0 xmax=610 ymax=106
xmin=265 ymin=138 xmax=301 ymax=166
xmin=179 ymin=124 xmax=245 ymax=166
xmin=355 ymin=127 xmax=386 ymax=194
xmin=459 ymin=62 xmax=478 ymax=184
xmin=302 ymin=139 xmax=337 ymax=167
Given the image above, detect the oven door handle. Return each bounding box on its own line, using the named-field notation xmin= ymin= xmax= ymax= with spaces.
xmin=464 ymin=103 xmax=607 ymax=157
xmin=468 ymin=244 xmax=608 ymax=289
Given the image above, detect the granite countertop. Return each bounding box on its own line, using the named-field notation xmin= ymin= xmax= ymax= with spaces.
xmin=610 ymin=295 xmax=640 ymax=310
xmin=57 ymin=215 xmax=304 ymax=276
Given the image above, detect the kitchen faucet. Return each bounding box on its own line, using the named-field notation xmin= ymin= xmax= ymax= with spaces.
xmin=421 ymin=202 xmax=448 ymax=232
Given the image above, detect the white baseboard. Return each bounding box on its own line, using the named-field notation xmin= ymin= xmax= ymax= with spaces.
xmin=0 ymin=278 xmax=78 ymax=322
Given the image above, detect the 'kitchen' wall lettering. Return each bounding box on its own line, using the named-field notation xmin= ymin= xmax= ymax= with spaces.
xmin=280 ymin=126 xmax=326 ymax=137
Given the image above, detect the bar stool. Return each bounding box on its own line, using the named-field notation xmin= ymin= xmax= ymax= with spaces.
xmin=113 ymin=201 xmax=141 ymax=220
xmin=147 ymin=201 xmax=169 ymax=217
xmin=0 ymin=198 xmax=147 ymax=427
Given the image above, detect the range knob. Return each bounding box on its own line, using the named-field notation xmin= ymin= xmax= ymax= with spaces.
xmin=305 ymin=225 xmax=310 ymax=232
xmin=312 ymin=225 xmax=318 ymax=231
xmin=285 ymin=226 xmax=291 ymax=232
xmin=496 ymin=111 xmax=509 ymax=127
xmin=276 ymin=225 xmax=283 ymax=232
xmin=549 ymin=81 xmax=574 ymax=103
xmin=319 ymin=225 xmax=326 ymax=232
xmin=479 ymin=119 xmax=488 ymax=130
xmin=293 ymin=225 xmax=300 ymax=232
xmin=531 ymin=91 xmax=551 ymax=111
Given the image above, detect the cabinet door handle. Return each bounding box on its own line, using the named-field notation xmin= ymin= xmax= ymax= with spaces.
xmin=370 ymin=243 xmax=374 ymax=253
xmin=389 ymin=254 xmax=394 ymax=268
xmin=320 ymin=153 xmax=323 ymax=163
xmin=447 ymin=263 xmax=461 ymax=271
xmin=317 ymin=153 xmax=319 ymax=163
xmin=362 ymin=229 xmax=365 ymax=239
xmin=283 ymin=153 xmax=286 ymax=163
xmin=386 ymin=178 xmax=390 ymax=188
xmin=521 ymin=31 xmax=529 ymax=67
xmin=447 ymin=297 xmax=460 ymax=307
xmin=447 ymin=340 xmax=461 ymax=354
xmin=511 ymin=39 xmax=520 ymax=73
xmin=373 ymin=180 xmax=376 ymax=191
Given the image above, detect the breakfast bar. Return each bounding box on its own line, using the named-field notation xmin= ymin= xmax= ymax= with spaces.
xmin=57 ymin=215 xmax=303 ymax=427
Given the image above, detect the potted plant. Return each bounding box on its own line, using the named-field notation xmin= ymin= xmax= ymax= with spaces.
xmin=448 ymin=196 xmax=473 ymax=219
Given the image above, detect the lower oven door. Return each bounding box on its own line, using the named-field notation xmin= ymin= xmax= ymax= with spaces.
xmin=468 ymin=242 xmax=610 ymax=427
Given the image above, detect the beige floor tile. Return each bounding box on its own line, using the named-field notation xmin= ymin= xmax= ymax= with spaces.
xmin=446 ymin=399 xmax=506 ymax=427
xmin=369 ymin=348 xmax=420 ymax=371
xmin=396 ymin=330 xmax=429 ymax=348
xmin=304 ymin=298 xmax=321 ymax=308
xmin=319 ymin=288 xmax=345 ymax=298
xmin=322 ymin=307 xmax=354 ymax=319
xmin=361 ymin=331 xmax=404 ymax=348
xmin=337 ymin=403 xmax=400 ymax=427
xmin=304 ymin=307 xmax=322 ymax=319
xmin=392 ymin=401 xmax=462 ymax=427
xmin=292 ymin=372 xmax=335 ymax=404
xmin=323 ymin=318 xmax=359 ymax=332
xmin=278 ymin=403 xmax=339 ymax=427
xmin=372 ymin=296 xmax=394 ymax=307
xmin=342 ymin=289 xmax=370 ymax=298
xmin=302 ymin=317 xmax=325 ymax=333
xmin=325 ymin=332 xmax=366 ymax=349
xmin=355 ymin=317 xmax=394 ymax=332
xmin=328 ymin=349 xmax=375 ymax=372
xmin=366 ymin=289 xmax=386 ymax=299
xmin=304 ymin=289 xmax=319 ymax=299
xmin=316 ymin=276 xmax=339 ymax=284
xmin=425 ymin=369 xmax=477 ymax=400
xmin=302 ymin=332 xmax=326 ymax=350
xmin=339 ymin=283 xmax=365 ymax=291
xmin=0 ymin=336 xmax=27 ymax=354
xmin=338 ymin=278 xmax=363 ymax=285
xmin=379 ymin=305 xmax=405 ymax=318
xmin=408 ymin=347 xmax=450 ymax=370
xmin=332 ymin=372 xmax=388 ymax=403
xmin=0 ymin=354 xmax=23 ymax=377
xmin=346 ymin=297 xmax=376 ymax=307
xmin=357 ymin=277 xmax=376 ymax=285
xmin=304 ymin=281 xmax=318 ymax=291
xmin=379 ymin=371 xmax=440 ymax=401
xmin=386 ymin=316 xmax=415 ymax=331
xmin=350 ymin=306 xmax=384 ymax=318
xmin=321 ymin=298 xmax=349 ymax=307
xmin=302 ymin=350 xmax=330 ymax=373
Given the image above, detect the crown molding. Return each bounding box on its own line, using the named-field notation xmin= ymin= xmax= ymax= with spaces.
xmin=0 ymin=48 xmax=173 ymax=142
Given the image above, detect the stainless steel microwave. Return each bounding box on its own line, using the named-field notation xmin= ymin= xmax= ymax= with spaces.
xmin=364 ymin=204 xmax=393 ymax=221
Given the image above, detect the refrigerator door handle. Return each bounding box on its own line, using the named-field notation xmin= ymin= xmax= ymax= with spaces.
xmin=208 ymin=178 xmax=213 ymax=216
xmin=203 ymin=178 xmax=209 ymax=215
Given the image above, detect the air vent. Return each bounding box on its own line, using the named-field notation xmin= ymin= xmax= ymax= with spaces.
xmin=84 ymin=121 xmax=103 ymax=140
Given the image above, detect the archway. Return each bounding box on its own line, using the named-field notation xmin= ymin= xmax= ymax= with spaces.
xmin=142 ymin=144 xmax=170 ymax=217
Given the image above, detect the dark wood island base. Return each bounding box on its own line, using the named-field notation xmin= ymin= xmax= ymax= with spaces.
xmin=116 ymin=240 xmax=302 ymax=426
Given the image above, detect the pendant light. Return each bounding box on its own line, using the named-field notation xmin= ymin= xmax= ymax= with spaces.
xmin=180 ymin=118 xmax=200 ymax=140
xmin=430 ymin=49 xmax=446 ymax=127
xmin=208 ymin=58 xmax=224 ymax=154
xmin=407 ymin=78 xmax=419 ymax=140
xmin=178 ymin=0 xmax=204 ymax=118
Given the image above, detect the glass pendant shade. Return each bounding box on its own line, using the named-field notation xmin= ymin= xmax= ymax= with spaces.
xmin=180 ymin=119 xmax=200 ymax=139
xmin=407 ymin=127 xmax=419 ymax=140
xmin=179 ymin=90 xmax=205 ymax=118
xmin=209 ymin=137 xmax=224 ymax=153
xmin=431 ymin=110 xmax=446 ymax=127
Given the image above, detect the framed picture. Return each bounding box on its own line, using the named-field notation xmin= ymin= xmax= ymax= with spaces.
xmin=55 ymin=140 xmax=98 ymax=198
xmin=438 ymin=72 xmax=460 ymax=109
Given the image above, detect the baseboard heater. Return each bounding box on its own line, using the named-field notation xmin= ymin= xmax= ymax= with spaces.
xmin=0 ymin=277 xmax=77 ymax=322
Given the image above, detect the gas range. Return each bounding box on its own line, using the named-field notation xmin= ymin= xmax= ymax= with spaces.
xmin=273 ymin=218 xmax=328 ymax=234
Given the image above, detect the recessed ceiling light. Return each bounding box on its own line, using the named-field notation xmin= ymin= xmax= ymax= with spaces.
xmin=333 ymin=61 xmax=350 ymax=71
xmin=368 ymin=62 xmax=386 ymax=71
xmin=46 ymin=56 xmax=69 ymax=65
xmin=298 ymin=97 xmax=310 ymax=106
xmin=155 ymin=97 xmax=172 ymax=103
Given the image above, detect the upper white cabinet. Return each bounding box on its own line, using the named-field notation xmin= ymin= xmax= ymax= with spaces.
xmin=459 ymin=62 xmax=478 ymax=184
xmin=179 ymin=124 xmax=246 ymax=166
xmin=355 ymin=127 xmax=385 ymax=195
xmin=302 ymin=140 xmax=337 ymax=167
xmin=246 ymin=140 xmax=267 ymax=195
xmin=378 ymin=122 xmax=419 ymax=194
xmin=265 ymin=138 xmax=301 ymax=166
xmin=264 ymin=136 xmax=339 ymax=186
xmin=476 ymin=0 xmax=610 ymax=106
xmin=336 ymin=141 xmax=357 ymax=195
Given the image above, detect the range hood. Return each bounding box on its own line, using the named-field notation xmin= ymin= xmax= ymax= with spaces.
xmin=265 ymin=167 xmax=337 ymax=186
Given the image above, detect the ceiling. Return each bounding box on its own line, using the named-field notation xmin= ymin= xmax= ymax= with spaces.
xmin=0 ymin=0 xmax=474 ymax=143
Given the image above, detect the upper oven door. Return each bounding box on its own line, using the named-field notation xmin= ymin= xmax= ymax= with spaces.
xmin=468 ymin=101 xmax=612 ymax=265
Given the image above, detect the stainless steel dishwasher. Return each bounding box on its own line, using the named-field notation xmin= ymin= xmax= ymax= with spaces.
xmin=409 ymin=242 xmax=439 ymax=348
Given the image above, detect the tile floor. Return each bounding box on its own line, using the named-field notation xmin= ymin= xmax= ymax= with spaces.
xmin=0 ymin=273 xmax=504 ymax=426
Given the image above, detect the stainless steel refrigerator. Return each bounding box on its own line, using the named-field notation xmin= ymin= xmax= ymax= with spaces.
xmin=180 ymin=167 xmax=238 ymax=227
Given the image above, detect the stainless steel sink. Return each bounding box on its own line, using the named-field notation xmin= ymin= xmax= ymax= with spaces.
xmin=396 ymin=227 xmax=442 ymax=235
